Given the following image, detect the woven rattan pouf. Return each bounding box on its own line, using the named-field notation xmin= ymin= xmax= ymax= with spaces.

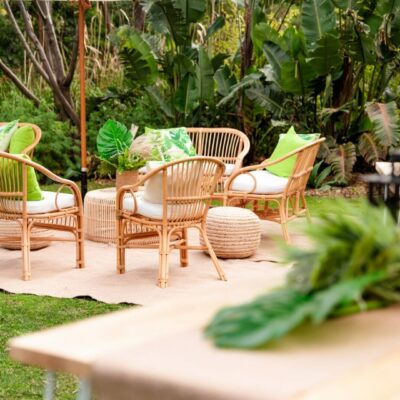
xmin=200 ymin=206 xmax=261 ymax=259
xmin=84 ymin=188 xmax=159 ymax=247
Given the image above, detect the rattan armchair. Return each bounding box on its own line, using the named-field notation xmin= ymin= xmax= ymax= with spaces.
xmin=187 ymin=128 xmax=250 ymax=195
xmin=116 ymin=157 xmax=227 ymax=288
xmin=0 ymin=152 xmax=84 ymax=280
xmin=224 ymin=138 xmax=325 ymax=243
xmin=0 ymin=122 xmax=42 ymax=156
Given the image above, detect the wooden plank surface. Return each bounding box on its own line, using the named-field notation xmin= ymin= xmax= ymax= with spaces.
xmin=8 ymin=286 xmax=269 ymax=377
xmin=92 ymin=307 xmax=400 ymax=400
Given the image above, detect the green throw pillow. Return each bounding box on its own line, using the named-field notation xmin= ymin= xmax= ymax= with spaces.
xmin=145 ymin=127 xmax=196 ymax=162
xmin=9 ymin=125 xmax=35 ymax=154
xmin=266 ymin=126 xmax=309 ymax=177
xmin=0 ymin=154 xmax=43 ymax=201
xmin=0 ymin=120 xmax=19 ymax=152
xmin=280 ymin=132 xmax=320 ymax=141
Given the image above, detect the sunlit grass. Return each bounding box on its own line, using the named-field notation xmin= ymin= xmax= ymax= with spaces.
xmin=0 ymin=293 xmax=130 ymax=399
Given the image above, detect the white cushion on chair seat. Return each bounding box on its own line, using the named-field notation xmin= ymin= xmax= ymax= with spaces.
xmin=224 ymin=164 xmax=235 ymax=176
xmin=230 ymin=170 xmax=288 ymax=194
xmin=123 ymin=192 xmax=195 ymax=220
xmin=6 ymin=191 xmax=76 ymax=214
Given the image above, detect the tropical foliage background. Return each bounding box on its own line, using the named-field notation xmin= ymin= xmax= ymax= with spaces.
xmin=0 ymin=0 xmax=399 ymax=185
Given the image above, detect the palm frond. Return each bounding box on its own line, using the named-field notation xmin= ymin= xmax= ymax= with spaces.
xmin=328 ymin=142 xmax=356 ymax=185
xmin=358 ymin=132 xmax=387 ymax=164
xmin=366 ymin=101 xmax=400 ymax=148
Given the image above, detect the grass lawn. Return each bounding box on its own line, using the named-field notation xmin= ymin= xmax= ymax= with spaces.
xmin=0 ymin=293 xmax=129 ymax=399
xmin=305 ymin=195 xmax=363 ymax=214
xmin=0 ymin=185 xmax=364 ymax=399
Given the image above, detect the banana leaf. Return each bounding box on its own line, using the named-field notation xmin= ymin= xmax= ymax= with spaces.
xmin=301 ymin=0 xmax=336 ymax=47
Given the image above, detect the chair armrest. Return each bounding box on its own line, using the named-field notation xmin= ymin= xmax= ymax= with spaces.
xmin=225 ymin=154 xmax=296 ymax=192
xmin=225 ymin=139 xmax=326 ymax=192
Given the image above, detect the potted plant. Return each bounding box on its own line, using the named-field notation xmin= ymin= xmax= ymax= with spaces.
xmin=97 ymin=120 xmax=148 ymax=190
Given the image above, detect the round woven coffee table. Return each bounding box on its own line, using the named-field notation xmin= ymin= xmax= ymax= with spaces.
xmin=84 ymin=188 xmax=158 ymax=247
xmin=200 ymin=206 xmax=261 ymax=258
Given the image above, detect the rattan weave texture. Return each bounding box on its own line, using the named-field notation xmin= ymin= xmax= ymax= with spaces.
xmin=85 ymin=188 xmax=158 ymax=246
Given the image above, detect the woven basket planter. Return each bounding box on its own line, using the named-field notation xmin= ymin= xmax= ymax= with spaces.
xmin=0 ymin=220 xmax=52 ymax=250
xmin=116 ymin=170 xmax=139 ymax=191
xmin=200 ymin=206 xmax=261 ymax=259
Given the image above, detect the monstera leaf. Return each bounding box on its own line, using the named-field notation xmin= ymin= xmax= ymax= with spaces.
xmin=97 ymin=120 xmax=132 ymax=160
xmin=301 ymin=0 xmax=337 ymax=47
xmin=366 ymin=101 xmax=400 ymax=148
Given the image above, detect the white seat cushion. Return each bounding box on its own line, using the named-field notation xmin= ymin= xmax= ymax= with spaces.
xmin=123 ymin=192 xmax=192 ymax=220
xmin=230 ymin=170 xmax=288 ymax=194
xmin=224 ymin=163 xmax=235 ymax=176
xmin=5 ymin=191 xmax=76 ymax=214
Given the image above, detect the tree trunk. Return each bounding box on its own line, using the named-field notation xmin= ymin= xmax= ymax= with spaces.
xmin=237 ymin=1 xmax=254 ymax=144
xmin=4 ymin=0 xmax=80 ymax=127
xmin=240 ymin=1 xmax=253 ymax=80
xmin=103 ymin=2 xmax=112 ymax=34
xmin=133 ymin=0 xmax=145 ymax=32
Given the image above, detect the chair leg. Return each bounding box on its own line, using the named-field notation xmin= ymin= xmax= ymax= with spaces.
xmin=199 ymin=225 xmax=227 ymax=282
xmin=76 ymin=213 xmax=85 ymax=269
xmin=278 ymin=199 xmax=291 ymax=244
xmin=301 ymin=192 xmax=312 ymax=223
xmin=21 ymin=219 xmax=31 ymax=281
xmin=180 ymin=228 xmax=188 ymax=267
xmin=116 ymin=219 xmax=126 ymax=274
xmin=158 ymin=228 xmax=169 ymax=288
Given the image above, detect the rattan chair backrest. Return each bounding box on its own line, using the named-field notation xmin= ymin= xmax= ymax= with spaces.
xmin=155 ymin=157 xmax=224 ymax=222
xmin=186 ymin=128 xmax=250 ymax=165
xmin=284 ymin=138 xmax=325 ymax=196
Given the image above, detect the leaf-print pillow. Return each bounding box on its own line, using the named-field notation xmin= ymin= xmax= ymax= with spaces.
xmin=145 ymin=127 xmax=196 ymax=162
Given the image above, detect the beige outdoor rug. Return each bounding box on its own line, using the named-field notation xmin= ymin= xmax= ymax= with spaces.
xmin=0 ymin=220 xmax=307 ymax=306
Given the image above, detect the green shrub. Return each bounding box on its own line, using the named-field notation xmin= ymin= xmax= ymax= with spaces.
xmin=0 ymin=86 xmax=80 ymax=178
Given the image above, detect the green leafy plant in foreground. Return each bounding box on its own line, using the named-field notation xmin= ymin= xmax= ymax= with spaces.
xmin=206 ymin=201 xmax=400 ymax=349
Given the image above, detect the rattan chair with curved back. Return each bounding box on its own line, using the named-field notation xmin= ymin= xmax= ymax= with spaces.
xmin=116 ymin=156 xmax=227 ymax=288
xmin=224 ymin=138 xmax=325 ymax=243
xmin=186 ymin=128 xmax=250 ymax=195
xmin=0 ymin=152 xmax=84 ymax=280
xmin=0 ymin=122 xmax=42 ymax=157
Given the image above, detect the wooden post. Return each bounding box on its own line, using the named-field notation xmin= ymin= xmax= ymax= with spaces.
xmin=78 ymin=0 xmax=90 ymax=198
